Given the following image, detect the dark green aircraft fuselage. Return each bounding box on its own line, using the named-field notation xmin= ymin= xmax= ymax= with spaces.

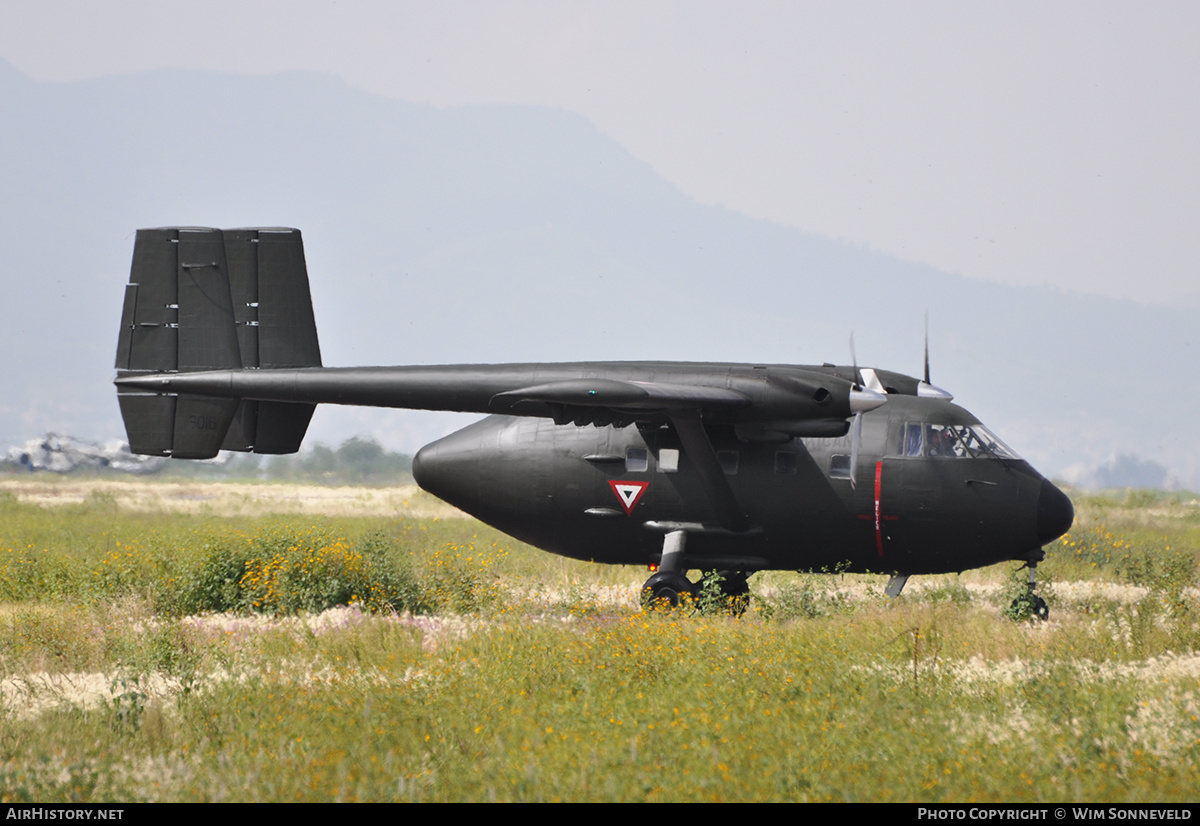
xmin=413 ymin=394 xmax=1071 ymax=576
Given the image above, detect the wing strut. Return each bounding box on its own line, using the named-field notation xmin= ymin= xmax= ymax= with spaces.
xmin=667 ymin=410 xmax=750 ymax=533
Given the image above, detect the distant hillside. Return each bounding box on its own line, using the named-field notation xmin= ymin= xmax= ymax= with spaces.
xmin=0 ymin=61 xmax=1193 ymax=486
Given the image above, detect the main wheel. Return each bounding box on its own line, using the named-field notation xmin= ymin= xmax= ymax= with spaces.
xmin=641 ymin=571 xmax=695 ymax=610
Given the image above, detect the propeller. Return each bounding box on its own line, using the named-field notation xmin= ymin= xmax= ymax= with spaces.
xmin=849 ymin=404 xmax=864 ymax=490
xmin=845 ymin=334 xmax=892 ymax=490
xmin=917 ymin=312 xmax=954 ymax=401
xmin=848 ymin=334 xmax=864 ymax=490
xmin=924 ymin=312 xmax=931 ymax=384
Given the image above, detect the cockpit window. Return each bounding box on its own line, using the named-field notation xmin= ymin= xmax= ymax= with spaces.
xmin=903 ymin=423 xmax=924 ymax=457
xmin=969 ymin=425 xmax=1022 ymax=460
xmin=901 ymin=422 xmax=1022 ymax=460
xmin=927 ymin=424 xmax=967 ymax=458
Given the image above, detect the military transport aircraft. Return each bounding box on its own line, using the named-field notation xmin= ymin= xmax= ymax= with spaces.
xmin=113 ymin=227 xmax=1074 ymax=616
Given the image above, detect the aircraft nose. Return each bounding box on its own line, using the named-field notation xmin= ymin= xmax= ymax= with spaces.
xmin=411 ymin=442 xmax=437 ymax=491
xmin=412 ymin=417 xmax=543 ymax=522
xmin=412 ymin=439 xmax=468 ymax=505
xmin=410 ymin=416 xmax=508 ymax=515
xmin=1036 ymin=478 xmax=1074 ymax=544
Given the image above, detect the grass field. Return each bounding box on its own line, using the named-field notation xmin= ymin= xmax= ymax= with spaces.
xmin=0 ymin=477 xmax=1197 ymax=802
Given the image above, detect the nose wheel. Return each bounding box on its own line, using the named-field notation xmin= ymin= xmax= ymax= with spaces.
xmin=1008 ymin=552 xmax=1049 ymax=621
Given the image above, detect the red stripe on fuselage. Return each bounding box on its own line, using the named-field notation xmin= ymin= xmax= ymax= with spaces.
xmin=874 ymin=461 xmax=883 ymax=557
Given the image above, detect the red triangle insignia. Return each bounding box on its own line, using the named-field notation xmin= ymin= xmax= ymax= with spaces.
xmin=608 ymin=480 xmax=649 ymax=515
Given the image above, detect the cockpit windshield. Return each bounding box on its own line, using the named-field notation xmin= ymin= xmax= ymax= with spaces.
xmin=901 ymin=422 xmax=1022 ymax=461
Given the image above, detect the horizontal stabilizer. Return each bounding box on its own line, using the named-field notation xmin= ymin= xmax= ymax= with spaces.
xmin=117 ymin=392 xmax=241 ymax=459
xmin=217 ymin=399 xmax=315 ymax=455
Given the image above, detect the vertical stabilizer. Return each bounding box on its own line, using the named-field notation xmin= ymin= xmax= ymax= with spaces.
xmin=116 ymin=227 xmax=321 ymax=458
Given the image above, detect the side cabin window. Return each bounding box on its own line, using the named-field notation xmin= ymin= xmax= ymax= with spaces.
xmin=774 ymin=451 xmax=798 ymax=475
xmin=829 ymin=454 xmax=851 ymax=479
xmin=658 ymin=448 xmax=680 ymax=473
xmin=717 ymin=450 xmax=739 ymax=475
xmin=625 ymin=448 xmax=649 ymax=472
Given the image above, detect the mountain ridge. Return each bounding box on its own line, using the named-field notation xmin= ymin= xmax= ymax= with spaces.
xmin=0 ymin=60 xmax=1190 ymax=486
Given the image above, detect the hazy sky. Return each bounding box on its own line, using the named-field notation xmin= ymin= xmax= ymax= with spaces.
xmin=4 ymin=1 xmax=1197 ymax=304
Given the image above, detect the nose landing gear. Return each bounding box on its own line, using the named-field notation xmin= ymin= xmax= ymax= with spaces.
xmin=1007 ymin=550 xmax=1049 ymax=622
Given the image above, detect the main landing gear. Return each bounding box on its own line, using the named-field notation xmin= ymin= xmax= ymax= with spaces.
xmin=712 ymin=571 xmax=751 ymax=617
xmin=640 ymin=530 xmax=752 ymax=615
xmin=1009 ymin=550 xmax=1049 ymax=622
xmin=641 ymin=570 xmax=694 ymax=608
xmin=640 ymin=569 xmax=752 ymax=615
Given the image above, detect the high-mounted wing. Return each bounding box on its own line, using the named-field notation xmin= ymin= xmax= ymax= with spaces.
xmin=114 ymin=227 xmax=889 ymax=529
xmin=491 ymin=378 xmax=751 ymax=427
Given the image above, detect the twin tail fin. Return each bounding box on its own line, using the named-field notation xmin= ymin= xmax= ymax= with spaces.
xmin=115 ymin=227 xmax=321 ymax=459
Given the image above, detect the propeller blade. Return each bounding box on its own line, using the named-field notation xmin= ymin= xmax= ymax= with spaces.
xmin=849 ymin=411 xmax=863 ymax=490
xmin=924 ymin=311 xmax=931 ymax=385
xmin=849 ymin=332 xmax=859 ymax=387
xmin=918 ymin=312 xmax=954 ymax=400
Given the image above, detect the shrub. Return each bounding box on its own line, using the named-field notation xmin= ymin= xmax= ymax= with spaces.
xmin=237 ymin=526 xmax=424 ymax=615
xmin=418 ymin=542 xmax=505 ymax=614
